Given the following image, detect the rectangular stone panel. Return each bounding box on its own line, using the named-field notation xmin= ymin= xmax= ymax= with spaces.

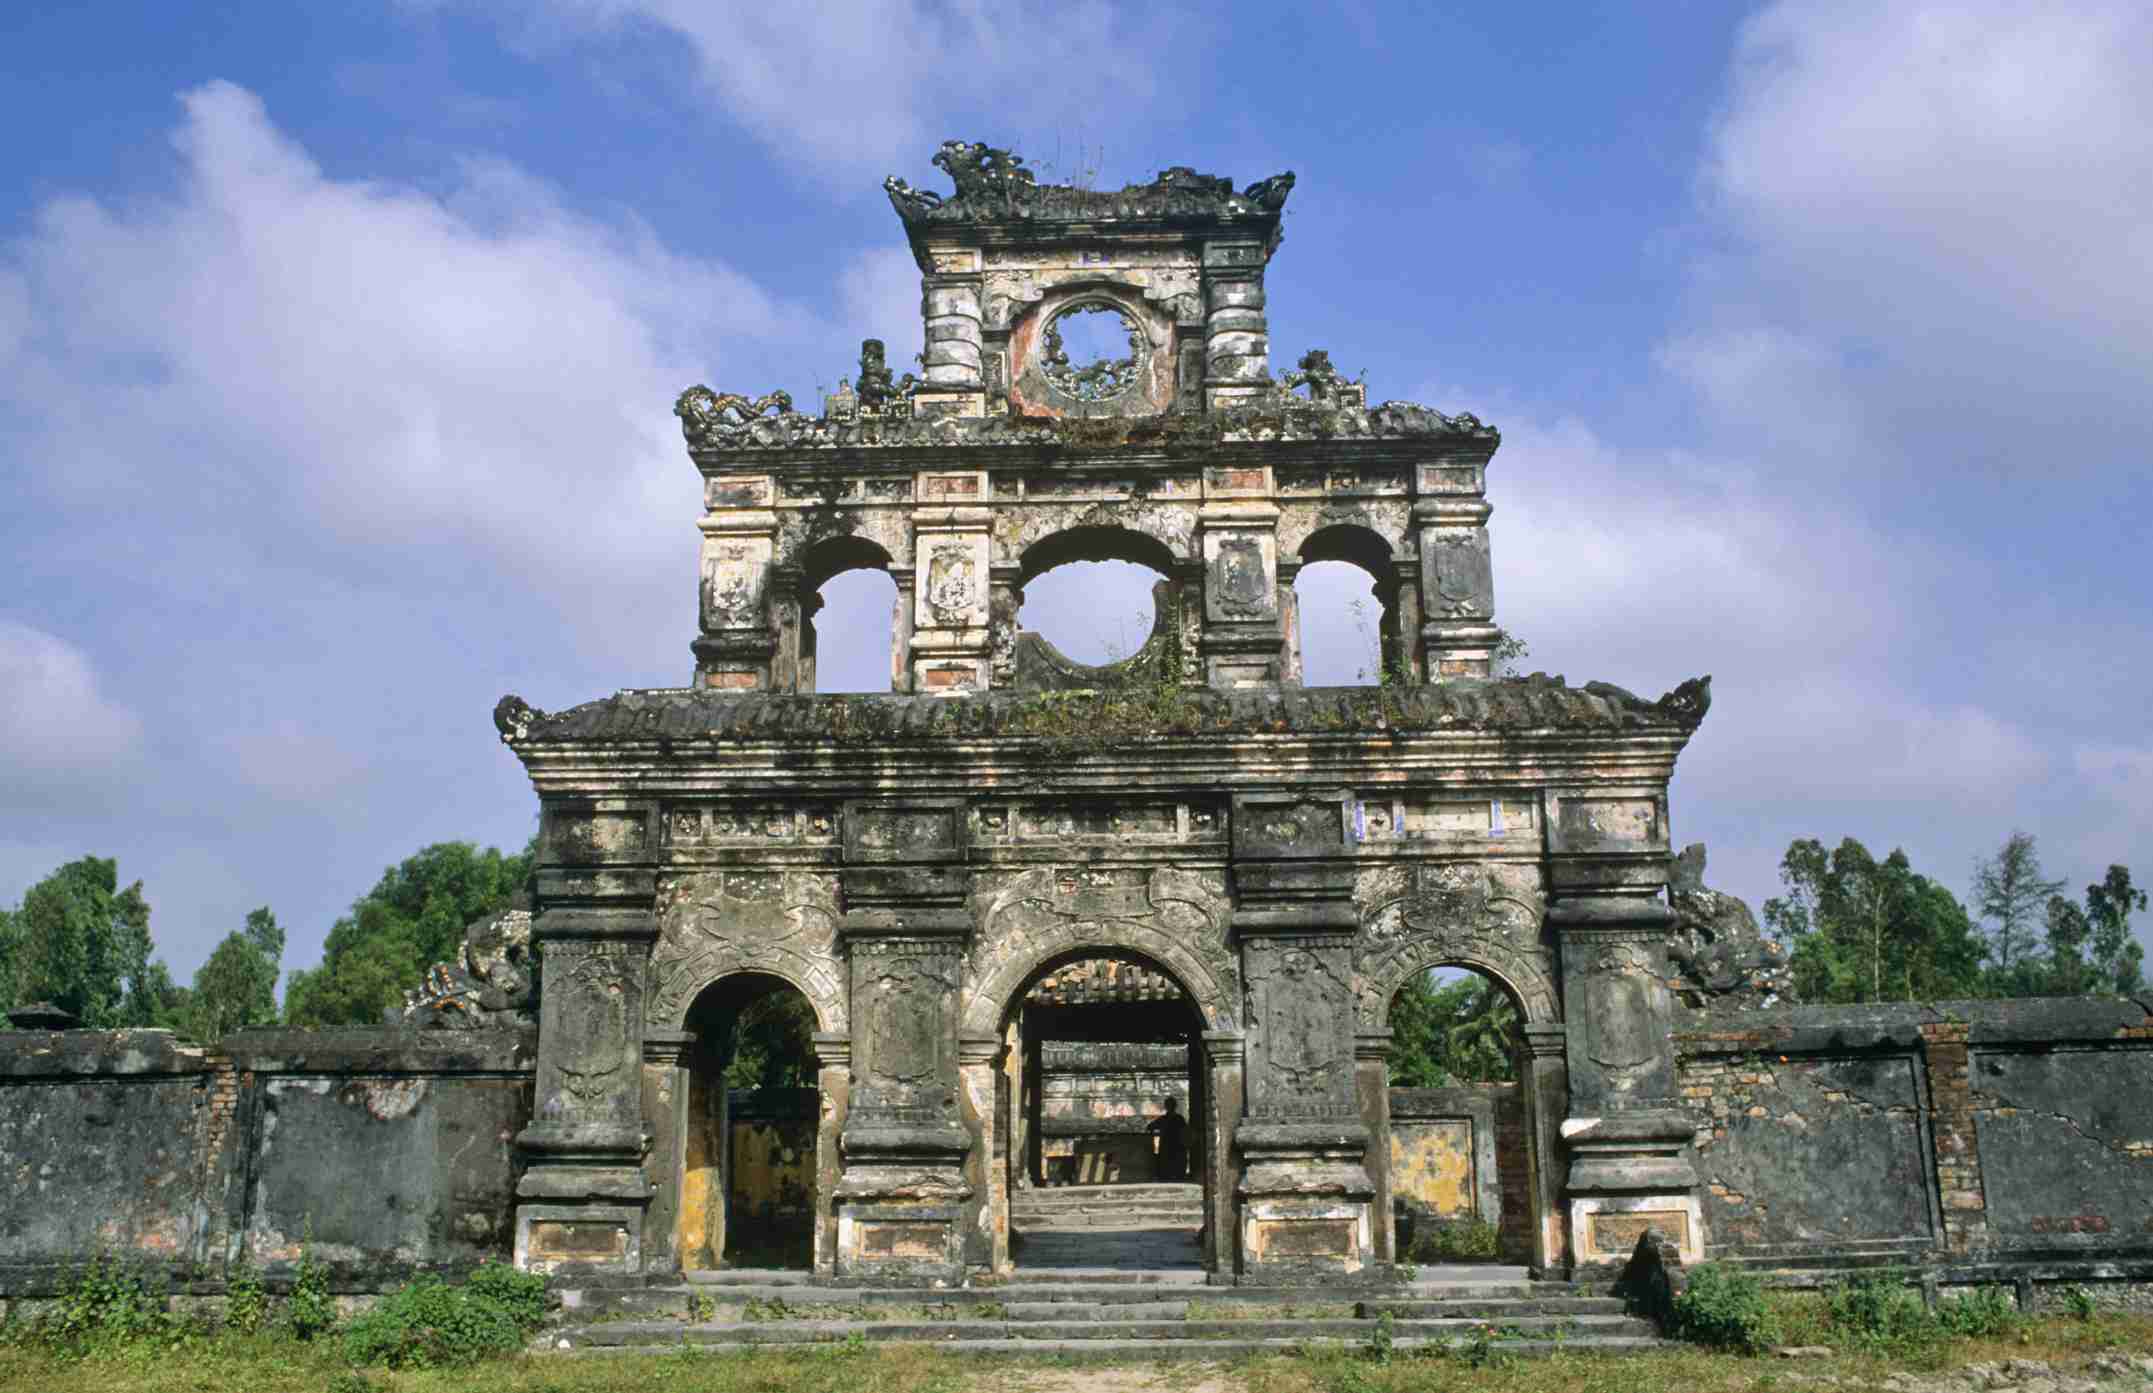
xmin=1554 ymin=797 xmax=1661 ymax=849
xmin=1974 ymin=1048 xmax=2153 ymax=1251
xmin=1589 ymin=1210 xmax=1691 ymax=1257
xmin=844 ymin=801 xmax=965 ymax=863
xmin=1254 ymin=1218 xmax=1354 ymax=1258
xmin=1683 ymin=1052 xmax=1932 ymax=1251
xmin=527 ymin=1220 xmax=628 ymax=1262
xmin=858 ymin=1222 xmax=946 ymax=1260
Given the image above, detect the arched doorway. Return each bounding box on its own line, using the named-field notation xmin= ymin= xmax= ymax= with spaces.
xmin=998 ymin=951 xmax=1209 ymax=1274
xmin=1385 ymin=967 xmax=1533 ymax=1267
xmin=678 ymin=972 xmax=820 ymax=1271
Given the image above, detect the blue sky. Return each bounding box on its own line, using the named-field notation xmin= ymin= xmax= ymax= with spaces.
xmin=3 ymin=1 xmax=2148 ymax=987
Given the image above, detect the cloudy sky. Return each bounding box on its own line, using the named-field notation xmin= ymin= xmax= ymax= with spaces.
xmin=3 ymin=2 xmax=2148 ymax=986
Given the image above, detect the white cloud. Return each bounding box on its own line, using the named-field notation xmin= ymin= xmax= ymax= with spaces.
xmin=1690 ymin=0 xmax=2153 ymax=457
xmin=0 ymin=622 xmax=143 ymax=799
xmin=500 ymin=0 xmax=1189 ymax=185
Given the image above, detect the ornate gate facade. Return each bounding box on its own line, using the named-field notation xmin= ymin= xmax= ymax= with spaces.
xmin=496 ymin=144 xmax=1713 ymax=1284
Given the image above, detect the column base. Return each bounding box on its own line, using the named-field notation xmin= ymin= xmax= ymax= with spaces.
xmin=1562 ymin=1109 xmax=1702 ymax=1271
xmin=1235 ymin=1121 xmax=1382 ymax=1283
xmin=832 ymin=1120 xmax=973 ymax=1282
xmin=514 ymin=1165 xmax=652 ymax=1275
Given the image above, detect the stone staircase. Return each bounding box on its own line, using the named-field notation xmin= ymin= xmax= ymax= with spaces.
xmin=1011 ymin=1182 xmax=1207 ymax=1231
xmin=542 ymin=1270 xmax=1665 ymax=1359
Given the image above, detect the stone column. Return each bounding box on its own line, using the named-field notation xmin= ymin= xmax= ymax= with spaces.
xmin=1385 ymin=556 xmax=1423 ymax=683
xmin=1547 ymin=791 xmax=1698 ymax=1271
xmin=958 ymin=1034 xmax=1003 ymax=1271
xmin=1356 ymin=1032 xmax=1396 ymax=1263
xmin=1276 ymin=555 xmax=1305 ymax=686
xmin=690 ymin=502 xmax=780 ymax=691
xmin=639 ymin=1029 xmax=692 ymax=1276
xmin=910 ymin=503 xmax=993 ymax=694
xmin=833 ymin=800 xmax=974 ymax=1280
xmin=1518 ymin=1023 xmax=1571 ymax=1274
xmin=1412 ymin=454 xmax=1499 ymax=680
xmin=987 ymin=563 xmax=1024 ymax=691
xmin=914 ymin=253 xmax=985 ymax=418
xmin=1200 ymin=1030 xmax=1245 ymax=1278
xmin=1201 ymin=243 xmax=1271 ymax=410
xmin=890 ymin=571 xmax=917 ymax=693
xmin=515 ymin=832 xmax=659 ymax=1274
xmin=1230 ymin=799 xmax=1381 ymax=1282
xmin=1920 ymin=1022 xmax=1990 ymax=1255
xmin=1198 ymin=503 xmax=1285 ymax=688
xmin=810 ymin=1033 xmax=850 ymax=1278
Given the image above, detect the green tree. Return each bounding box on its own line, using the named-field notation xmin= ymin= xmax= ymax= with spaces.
xmin=1971 ymin=831 xmax=2064 ymax=981
xmin=1762 ymin=837 xmax=1985 ymax=1004
xmin=721 ymin=990 xmax=819 ymax=1092
xmin=0 ymin=857 xmax=172 ymax=1026
xmin=2036 ymin=866 xmax=2145 ymax=996
xmin=1388 ymin=973 xmax=1518 ymax=1086
xmin=284 ymin=840 xmax=534 ymax=1027
xmin=184 ymin=907 xmax=284 ymax=1040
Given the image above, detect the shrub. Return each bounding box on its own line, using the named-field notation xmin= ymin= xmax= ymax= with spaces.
xmin=1827 ymin=1276 xmax=1937 ymax=1352
xmin=286 ymin=1246 xmax=337 ymax=1341
xmin=1668 ymin=1262 xmax=1777 ymax=1353
xmin=1934 ymin=1284 xmax=2020 ymax=1339
xmin=15 ymin=1253 xmax=177 ymax=1354
xmin=223 ymin=1265 xmax=268 ymax=1335
xmin=340 ymin=1263 xmax=549 ymax=1369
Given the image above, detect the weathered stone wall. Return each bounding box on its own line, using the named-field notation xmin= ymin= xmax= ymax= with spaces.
xmin=1675 ymin=997 xmax=2153 ymax=1278
xmin=1387 ymin=1083 xmax=1530 ymax=1263
xmin=1036 ymin=1041 xmax=1189 ymax=1185
xmin=0 ymin=1027 xmax=534 ymax=1295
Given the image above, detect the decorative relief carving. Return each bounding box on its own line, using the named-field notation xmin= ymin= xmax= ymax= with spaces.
xmin=543 ymin=941 xmax=636 ymax=1124
xmin=1557 ymin=797 xmax=1660 ymax=847
xmin=1245 ymin=937 xmax=1356 ymax=1118
xmin=646 ymin=871 xmax=844 ymax=1031
xmin=547 ymin=811 xmax=645 ymax=859
xmin=1428 ymin=529 xmax=1493 ymax=620
xmin=702 ymin=543 xmax=765 ymax=629
xmin=1584 ymin=940 xmax=1661 ymax=1095
xmin=1234 ymin=798 xmax=1347 ymax=858
xmin=974 ymin=800 xmax=1199 ymax=843
xmin=964 ymin=866 xmax=1236 ymax=1033
xmin=1356 ymin=863 xmax=1557 ymax=1027
xmin=923 ymin=543 xmax=980 ymax=626
xmin=856 ymin=938 xmax=959 ymax=1091
xmin=663 ymin=804 xmax=836 ymax=847
xmin=1350 ymin=796 xmax=1537 ymax=844
xmin=1212 ymin=536 xmax=1273 ymax=618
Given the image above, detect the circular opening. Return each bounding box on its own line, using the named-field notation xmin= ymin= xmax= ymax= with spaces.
xmin=1042 ymin=303 xmax=1145 ymax=402
xmin=1018 ymin=559 xmax=1159 ymax=664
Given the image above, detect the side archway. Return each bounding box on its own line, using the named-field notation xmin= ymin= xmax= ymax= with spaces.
xmin=1355 ymin=875 xmax=1559 ymax=1029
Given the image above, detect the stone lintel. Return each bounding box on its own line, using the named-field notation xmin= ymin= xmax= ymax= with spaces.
xmin=531 ymin=908 xmax=659 ymax=943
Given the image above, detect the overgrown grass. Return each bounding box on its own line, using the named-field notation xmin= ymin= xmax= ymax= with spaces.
xmin=1402 ymin=1218 xmax=1502 ymax=1264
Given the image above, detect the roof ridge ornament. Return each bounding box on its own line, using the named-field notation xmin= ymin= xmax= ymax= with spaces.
xmin=883 ymin=140 xmax=1295 ymax=225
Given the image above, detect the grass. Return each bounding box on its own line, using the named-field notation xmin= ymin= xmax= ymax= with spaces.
xmin=0 ymin=1310 xmax=2146 ymax=1393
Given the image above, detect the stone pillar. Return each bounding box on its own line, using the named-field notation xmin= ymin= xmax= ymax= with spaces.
xmin=1385 ymin=556 xmax=1423 ymax=684
xmin=833 ymin=801 xmax=974 ymax=1280
xmin=639 ymin=1029 xmax=692 ymax=1276
xmin=987 ymin=564 xmax=1024 ymax=691
xmin=1548 ymin=792 xmax=1698 ymax=1271
xmin=515 ymin=850 xmax=659 ymax=1274
xmin=1198 ymin=503 xmax=1285 ymax=688
xmin=1412 ymin=454 xmax=1498 ymax=680
xmin=1518 ymin=1023 xmax=1572 ymax=1274
xmin=1202 ymin=243 xmax=1271 ymax=410
xmin=914 ymin=255 xmax=985 ymax=418
xmin=910 ymin=502 xmax=993 ymax=694
xmin=890 ymin=571 xmax=917 ymax=693
xmin=810 ymin=1033 xmax=850 ymax=1278
xmin=1200 ymin=1030 xmax=1245 ymax=1277
xmin=1230 ymin=799 xmax=1381 ymax=1282
xmin=1276 ymin=555 xmax=1305 ymax=686
xmin=959 ymin=1034 xmax=1002 ymax=1271
xmin=690 ymin=503 xmax=780 ymax=691
xmin=1356 ymin=1032 xmax=1396 ymax=1263
xmin=770 ymin=566 xmax=811 ymax=694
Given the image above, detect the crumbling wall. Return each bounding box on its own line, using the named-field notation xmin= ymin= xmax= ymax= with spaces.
xmin=0 ymin=1027 xmax=534 ymax=1295
xmin=1676 ymin=997 xmax=2153 ymax=1274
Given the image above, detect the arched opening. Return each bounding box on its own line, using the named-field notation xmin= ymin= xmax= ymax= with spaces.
xmin=1384 ymin=966 xmax=1533 ymax=1268
xmin=1000 ymin=951 xmax=1208 ymax=1273
xmin=678 ymin=972 xmax=820 ymax=1271
xmin=1292 ymin=525 xmax=1399 ymax=687
xmin=798 ymin=536 xmax=896 ymax=693
xmin=1014 ymin=526 xmax=1183 ymax=679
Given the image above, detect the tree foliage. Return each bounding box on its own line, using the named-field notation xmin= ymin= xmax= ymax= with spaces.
xmin=1762 ymin=837 xmax=1986 ymax=1004
xmin=2032 ymin=865 xmax=2145 ymax=996
xmin=1971 ymin=831 xmax=2064 ymax=974
xmin=0 ymin=857 xmax=175 ymax=1026
xmin=183 ymin=907 xmax=284 ymax=1040
xmin=284 ymin=839 xmax=535 ymax=1028
xmin=1388 ymin=972 xmax=1518 ymax=1086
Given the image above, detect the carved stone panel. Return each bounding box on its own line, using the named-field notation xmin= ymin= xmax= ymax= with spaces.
xmin=701 ymin=537 xmax=772 ymax=630
xmin=1205 ymin=532 xmax=1277 ymax=621
xmin=964 ymin=866 xmax=1236 ymax=1034
xmin=1355 ymin=862 xmax=1558 ymax=1026
xmin=647 ymin=871 xmax=844 ymax=1032
xmin=845 ymin=801 xmax=965 ymax=863
xmin=1243 ymin=935 xmax=1357 ymax=1120
xmin=1563 ymin=933 xmax=1677 ymax=1105
xmin=918 ymin=537 xmax=988 ymax=629
xmin=1234 ymin=795 xmax=1349 ymax=859
xmin=1423 ymin=527 xmax=1493 ymax=621
xmin=538 ymin=940 xmax=642 ymax=1127
xmin=851 ymin=937 xmax=962 ymax=1116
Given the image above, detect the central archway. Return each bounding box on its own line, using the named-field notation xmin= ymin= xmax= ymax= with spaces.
xmin=991 ymin=949 xmax=1211 ymax=1276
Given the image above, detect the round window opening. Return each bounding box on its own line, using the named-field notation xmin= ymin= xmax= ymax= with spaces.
xmin=1041 ymin=303 xmax=1146 ymax=403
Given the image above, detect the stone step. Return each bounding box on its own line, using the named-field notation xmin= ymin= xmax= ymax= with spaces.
xmin=1017 ymin=1185 xmax=1203 ymax=1202
xmin=1360 ymin=1297 xmax=1630 ymax=1319
xmin=543 ymin=1335 xmax=1669 ymax=1360
xmin=550 ymin=1314 xmax=1661 ymax=1349
xmin=1012 ymin=1201 xmax=1208 ymax=1216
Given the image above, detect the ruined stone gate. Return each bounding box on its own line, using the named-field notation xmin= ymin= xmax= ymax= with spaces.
xmin=2 ymin=146 xmax=2145 ymax=1302
xmin=493 ymin=143 xmax=1715 ymax=1284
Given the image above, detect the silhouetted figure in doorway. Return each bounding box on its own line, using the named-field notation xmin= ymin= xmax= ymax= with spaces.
xmin=1148 ymin=1097 xmax=1188 ymax=1181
